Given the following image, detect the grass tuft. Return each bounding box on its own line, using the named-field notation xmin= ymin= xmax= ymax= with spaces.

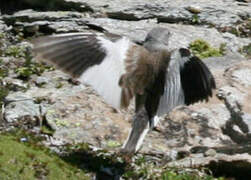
xmin=189 ymin=39 xmax=225 ymax=59
xmin=0 ymin=130 xmax=89 ymax=180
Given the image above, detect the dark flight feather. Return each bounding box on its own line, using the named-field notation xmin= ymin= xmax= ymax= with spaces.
xmin=155 ymin=48 xmax=216 ymax=117
xmin=32 ymin=33 xmax=106 ymax=78
xmin=180 ymin=56 xmax=216 ymax=105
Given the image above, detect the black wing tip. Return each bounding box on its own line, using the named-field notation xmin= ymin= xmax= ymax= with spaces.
xmin=31 ymin=33 xmax=107 ymax=78
xmin=181 ymin=55 xmax=216 ymax=105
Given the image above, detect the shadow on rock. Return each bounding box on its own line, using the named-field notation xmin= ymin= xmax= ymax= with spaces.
xmin=61 ymin=148 xmax=126 ymax=180
xmin=0 ymin=0 xmax=92 ymax=15
xmin=207 ymin=160 xmax=251 ymax=180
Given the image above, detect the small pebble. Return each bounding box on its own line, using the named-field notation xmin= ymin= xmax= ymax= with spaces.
xmin=204 ymin=149 xmax=217 ymax=157
xmin=186 ymin=5 xmax=202 ymax=14
xmin=20 ymin=137 xmax=28 ymax=142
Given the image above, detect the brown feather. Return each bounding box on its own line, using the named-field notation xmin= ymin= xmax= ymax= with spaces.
xmin=119 ymin=44 xmax=171 ymax=109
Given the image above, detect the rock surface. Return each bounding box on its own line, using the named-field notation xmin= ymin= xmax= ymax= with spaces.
xmin=0 ymin=0 xmax=251 ymax=179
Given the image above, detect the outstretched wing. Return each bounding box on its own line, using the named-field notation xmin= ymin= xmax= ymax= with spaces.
xmin=32 ymin=32 xmax=153 ymax=109
xmin=157 ymin=48 xmax=216 ymax=116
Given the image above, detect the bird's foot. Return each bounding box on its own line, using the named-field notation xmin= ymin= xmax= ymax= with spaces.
xmin=152 ymin=123 xmax=165 ymax=134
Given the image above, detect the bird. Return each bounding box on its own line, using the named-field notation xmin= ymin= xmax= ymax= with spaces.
xmin=32 ymin=27 xmax=216 ymax=154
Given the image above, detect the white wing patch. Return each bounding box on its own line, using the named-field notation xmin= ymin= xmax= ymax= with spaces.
xmin=78 ymin=36 xmax=131 ymax=109
xmin=157 ymin=50 xmax=185 ymax=116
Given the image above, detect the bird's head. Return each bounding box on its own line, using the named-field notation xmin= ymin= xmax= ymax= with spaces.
xmin=143 ymin=27 xmax=171 ymax=52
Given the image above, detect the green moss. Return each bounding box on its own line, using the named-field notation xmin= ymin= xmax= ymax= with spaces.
xmin=0 ymin=131 xmax=89 ymax=180
xmin=0 ymin=33 xmax=5 ymax=57
xmin=40 ymin=125 xmax=55 ymax=136
xmin=0 ymin=33 xmax=4 ymax=39
xmin=191 ymin=14 xmax=200 ymax=24
xmin=106 ymin=140 xmax=121 ymax=148
xmin=15 ymin=67 xmax=34 ymax=79
xmin=239 ymin=43 xmax=251 ymax=58
xmin=15 ymin=61 xmax=53 ymax=80
xmin=54 ymin=118 xmax=70 ymax=127
xmin=5 ymin=45 xmax=26 ymax=58
xmin=34 ymin=96 xmax=49 ymax=104
xmin=2 ymin=43 xmax=53 ymax=80
xmin=229 ymin=28 xmax=240 ymax=37
xmin=14 ymin=47 xmax=42 ymax=79
xmin=0 ymin=86 xmax=9 ymax=100
xmin=0 ymin=67 xmax=8 ymax=78
xmin=56 ymin=81 xmax=64 ymax=88
xmin=0 ymin=84 xmax=9 ymax=107
xmin=189 ymin=39 xmax=225 ymax=59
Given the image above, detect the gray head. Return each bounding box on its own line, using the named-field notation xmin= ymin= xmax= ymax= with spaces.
xmin=143 ymin=27 xmax=171 ymax=52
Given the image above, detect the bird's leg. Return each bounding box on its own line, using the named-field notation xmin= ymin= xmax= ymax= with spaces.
xmin=121 ymin=107 xmax=149 ymax=154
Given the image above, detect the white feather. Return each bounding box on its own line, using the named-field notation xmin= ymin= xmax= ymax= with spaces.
xmin=157 ymin=50 xmax=185 ymax=116
xmin=78 ymin=36 xmax=131 ymax=109
xmin=152 ymin=116 xmax=160 ymax=128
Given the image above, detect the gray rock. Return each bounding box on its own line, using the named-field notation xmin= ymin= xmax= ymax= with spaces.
xmin=2 ymin=10 xmax=92 ymax=34
xmin=70 ymin=0 xmax=251 ymax=30
xmin=5 ymin=12 xmax=250 ymax=60
xmin=242 ymin=113 xmax=251 ymax=133
xmin=0 ymin=19 xmax=7 ymax=32
xmin=168 ymin=153 xmax=251 ymax=168
xmin=4 ymin=94 xmax=40 ymax=123
xmin=0 ymin=0 xmax=92 ymax=14
xmin=204 ymin=149 xmax=217 ymax=157
xmin=44 ymin=87 xmax=132 ymax=148
xmin=76 ymin=17 xmax=250 ymax=55
xmin=231 ymin=68 xmax=251 ymax=87
xmin=215 ymin=62 xmax=251 ymax=145
xmin=4 ymin=78 xmax=28 ymax=91
xmin=3 ymin=9 xmax=84 ymax=23
xmin=34 ymin=76 xmax=49 ymax=86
